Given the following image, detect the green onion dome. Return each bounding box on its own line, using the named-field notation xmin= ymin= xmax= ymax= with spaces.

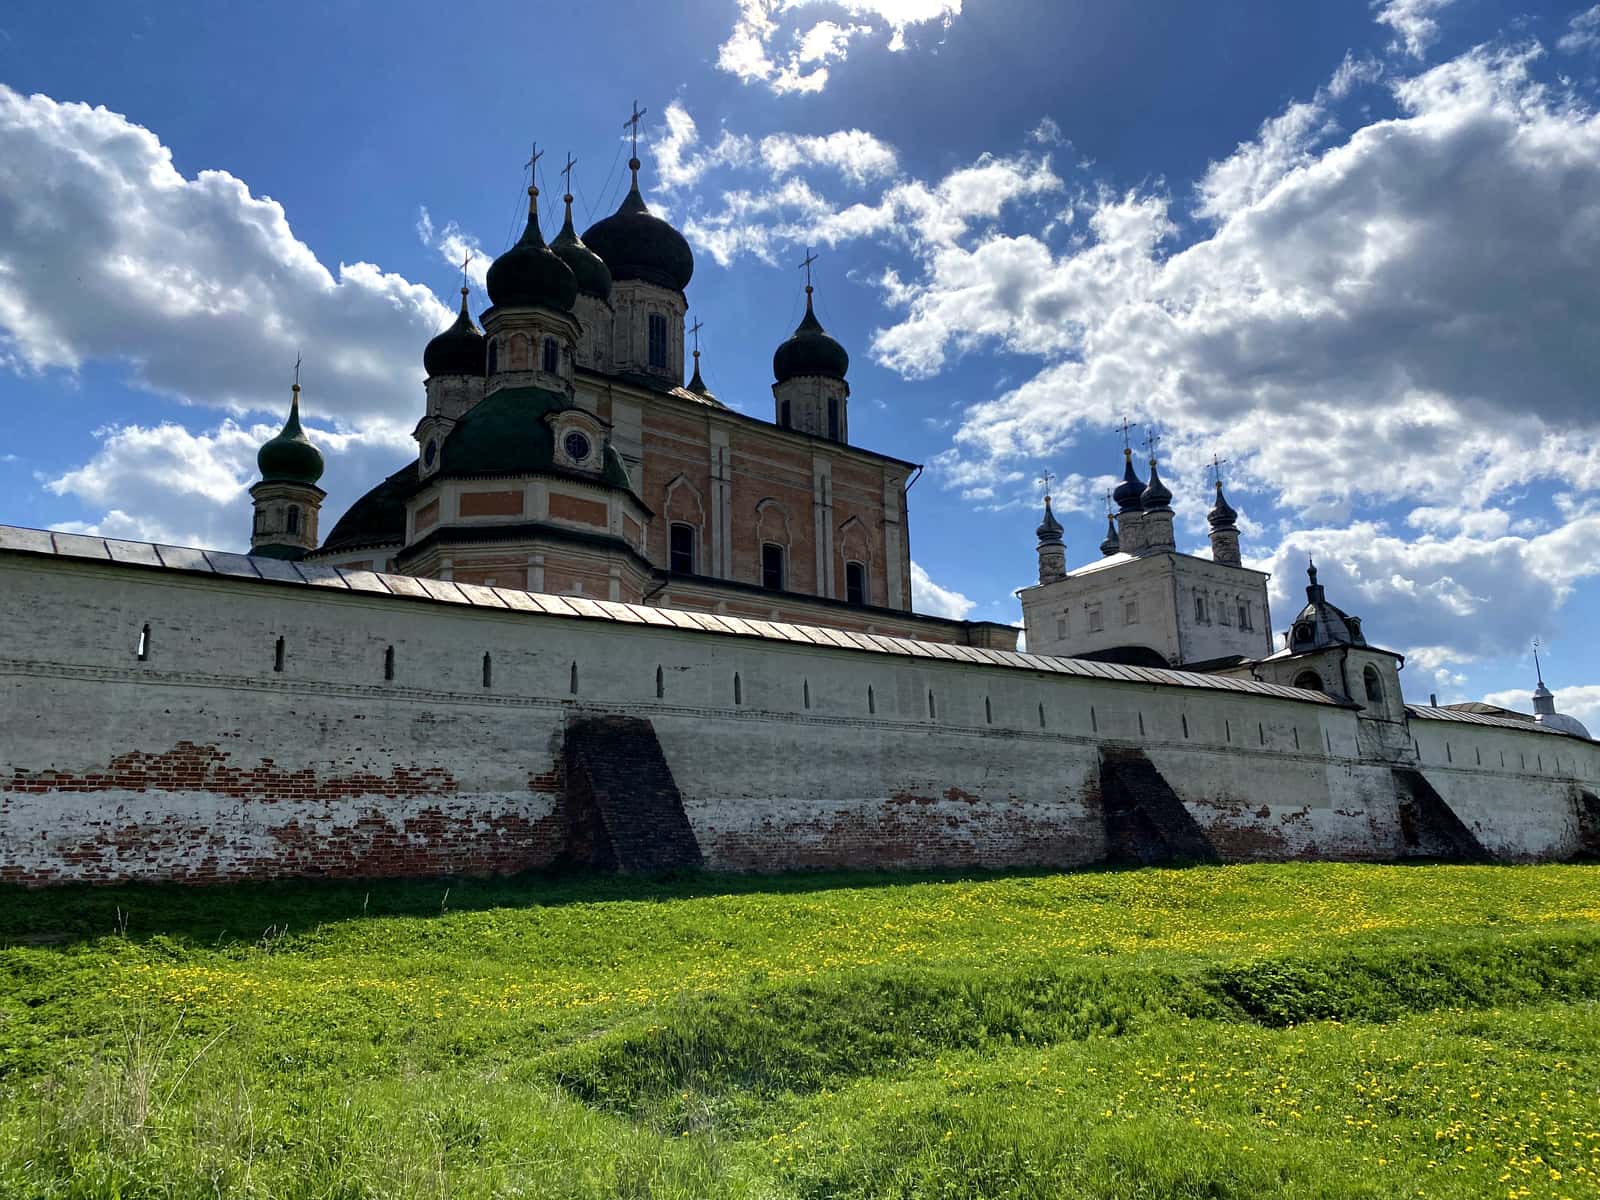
xmin=1113 ymin=448 xmax=1145 ymax=512
xmin=551 ymin=193 xmax=613 ymax=302
xmin=423 ymin=288 xmax=487 ymax=378
xmin=486 ymin=186 xmax=578 ymax=312
xmin=581 ymin=159 xmax=694 ymax=293
xmin=773 ymin=289 xmax=849 ymax=384
xmin=258 ymin=384 xmax=324 ymax=485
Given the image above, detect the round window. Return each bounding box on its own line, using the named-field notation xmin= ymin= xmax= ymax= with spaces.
xmin=424 ymin=439 xmax=437 ymax=467
xmin=564 ymin=431 xmax=591 ymax=463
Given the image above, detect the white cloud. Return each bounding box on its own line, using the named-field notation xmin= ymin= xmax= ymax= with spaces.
xmin=0 ymin=86 xmax=450 ymax=428
xmin=1559 ymin=5 xmax=1600 ymax=54
xmin=911 ymin=560 xmax=976 ymax=619
xmin=718 ymin=0 xmax=963 ymax=95
xmin=760 ymin=129 xmax=899 ymax=185
xmin=1373 ymin=0 xmax=1456 ymax=58
xmin=1482 ymin=684 xmax=1600 ymax=726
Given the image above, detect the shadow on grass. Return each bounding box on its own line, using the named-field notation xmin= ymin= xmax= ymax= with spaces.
xmin=0 ymin=863 xmax=1078 ymax=948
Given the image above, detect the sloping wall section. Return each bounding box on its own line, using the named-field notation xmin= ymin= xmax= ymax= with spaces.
xmin=1 ymin=528 xmax=1595 ymax=884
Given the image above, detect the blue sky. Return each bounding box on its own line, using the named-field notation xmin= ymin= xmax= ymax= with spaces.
xmin=2 ymin=0 xmax=1599 ymax=719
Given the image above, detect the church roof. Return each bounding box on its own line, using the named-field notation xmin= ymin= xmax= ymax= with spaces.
xmin=437 ymin=385 xmax=637 ymax=496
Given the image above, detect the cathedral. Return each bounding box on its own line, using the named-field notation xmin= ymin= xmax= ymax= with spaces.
xmin=246 ymin=147 xmax=1015 ymax=649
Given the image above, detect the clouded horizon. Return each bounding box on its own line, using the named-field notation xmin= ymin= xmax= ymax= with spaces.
xmin=1 ymin=0 xmax=1598 ymax=720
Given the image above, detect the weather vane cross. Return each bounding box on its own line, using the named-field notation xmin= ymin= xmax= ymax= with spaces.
xmin=1115 ymin=416 xmax=1138 ymax=450
xmin=1038 ymin=468 xmax=1054 ymax=499
xmin=561 ymin=153 xmax=576 ymax=195
xmin=689 ymin=317 xmax=704 ymax=355
xmin=1208 ymin=453 xmax=1228 ymax=488
xmin=1144 ymin=426 xmax=1163 ymax=460
xmin=799 ymin=248 xmax=818 ymax=291
xmin=624 ymin=101 xmax=647 ymax=157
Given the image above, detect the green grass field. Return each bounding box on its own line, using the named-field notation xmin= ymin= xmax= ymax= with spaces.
xmin=3 ymin=863 xmax=1599 ymax=1198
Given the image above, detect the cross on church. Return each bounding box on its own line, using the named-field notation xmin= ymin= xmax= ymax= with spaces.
xmin=799 ymin=248 xmax=818 ymax=291
xmin=624 ymin=101 xmax=647 ymax=157
xmin=560 ymin=153 xmax=577 ymax=195
xmin=689 ymin=317 xmax=704 ymax=355
xmin=1115 ymin=416 xmax=1139 ymax=450
xmin=1208 ymin=453 xmax=1229 ymax=488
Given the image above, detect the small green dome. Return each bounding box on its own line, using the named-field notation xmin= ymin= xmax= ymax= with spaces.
xmin=258 ymin=386 xmax=324 ymax=485
xmin=773 ymin=289 xmax=849 ymax=384
xmin=581 ymin=160 xmax=694 ymax=293
xmin=486 ymin=187 xmax=578 ymax=312
xmin=423 ymin=288 xmax=487 ymax=378
xmin=551 ymin=194 xmax=613 ymax=302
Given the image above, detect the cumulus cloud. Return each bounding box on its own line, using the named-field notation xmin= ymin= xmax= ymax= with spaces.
xmin=1482 ymin=684 xmax=1600 ymax=726
xmin=911 ymin=560 xmax=976 ymax=619
xmin=1373 ymin=0 xmax=1456 ymax=58
xmin=719 ymin=0 xmax=963 ymax=95
xmin=0 ymin=86 xmax=450 ymax=427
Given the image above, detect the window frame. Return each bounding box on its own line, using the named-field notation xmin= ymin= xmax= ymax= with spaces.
xmin=761 ymin=542 xmax=786 ymax=591
xmin=669 ymin=522 xmax=696 ymax=575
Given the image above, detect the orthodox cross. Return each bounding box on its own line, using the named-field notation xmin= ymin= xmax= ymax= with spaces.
xmin=1208 ymin=453 xmax=1229 ymax=488
xmin=1144 ymin=426 xmax=1163 ymax=460
xmin=624 ymin=101 xmax=647 ymax=156
xmin=1115 ymin=416 xmax=1138 ymax=450
xmin=1038 ymin=469 xmax=1054 ymax=500
xmin=799 ymin=247 xmax=818 ymax=291
xmin=689 ymin=317 xmax=704 ymax=356
xmin=560 ymin=153 xmax=577 ymax=195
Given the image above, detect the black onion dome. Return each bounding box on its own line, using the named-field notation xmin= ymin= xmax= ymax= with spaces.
xmin=773 ymin=290 xmax=850 ymax=383
xmin=1113 ymin=449 xmax=1145 ymax=512
xmin=581 ymin=159 xmax=694 ymax=292
xmin=551 ymin=194 xmax=613 ymax=302
xmin=423 ymin=288 xmax=487 ymax=378
xmin=1100 ymin=514 xmax=1120 ymax=556
xmin=258 ymin=386 xmax=324 ymax=485
xmin=1035 ymin=495 xmax=1063 ymax=542
xmin=486 ymin=187 xmax=578 ymax=312
xmin=1142 ymin=460 xmax=1173 ymax=510
xmin=1208 ymin=481 xmax=1238 ymax=528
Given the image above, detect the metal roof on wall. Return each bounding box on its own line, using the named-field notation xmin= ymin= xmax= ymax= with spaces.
xmin=0 ymin=524 xmax=1346 ymax=706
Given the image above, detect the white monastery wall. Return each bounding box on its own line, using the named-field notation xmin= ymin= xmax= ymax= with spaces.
xmin=1 ymin=546 xmax=1594 ymax=884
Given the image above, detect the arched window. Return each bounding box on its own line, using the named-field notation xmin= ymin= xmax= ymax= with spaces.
xmin=1294 ymin=670 xmax=1323 ymax=692
xmin=845 ymin=560 xmax=867 ymax=606
xmin=669 ymin=522 xmax=696 ymax=575
xmin=647 ymin=313 xmax=668 ymax=368
xmin=541 ymin=337 xmax=559 ymax=374
xmin=286 ymin=505 xmax=301 ymax=535
xmin=761 ymin=543 xmax=786 ymax=591
xmin=1363 ymin=665 xmax=1383 ymax=704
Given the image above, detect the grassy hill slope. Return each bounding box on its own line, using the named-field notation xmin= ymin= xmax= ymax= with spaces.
xmin=2 ymin=863 xmax=1598 ymax=1198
